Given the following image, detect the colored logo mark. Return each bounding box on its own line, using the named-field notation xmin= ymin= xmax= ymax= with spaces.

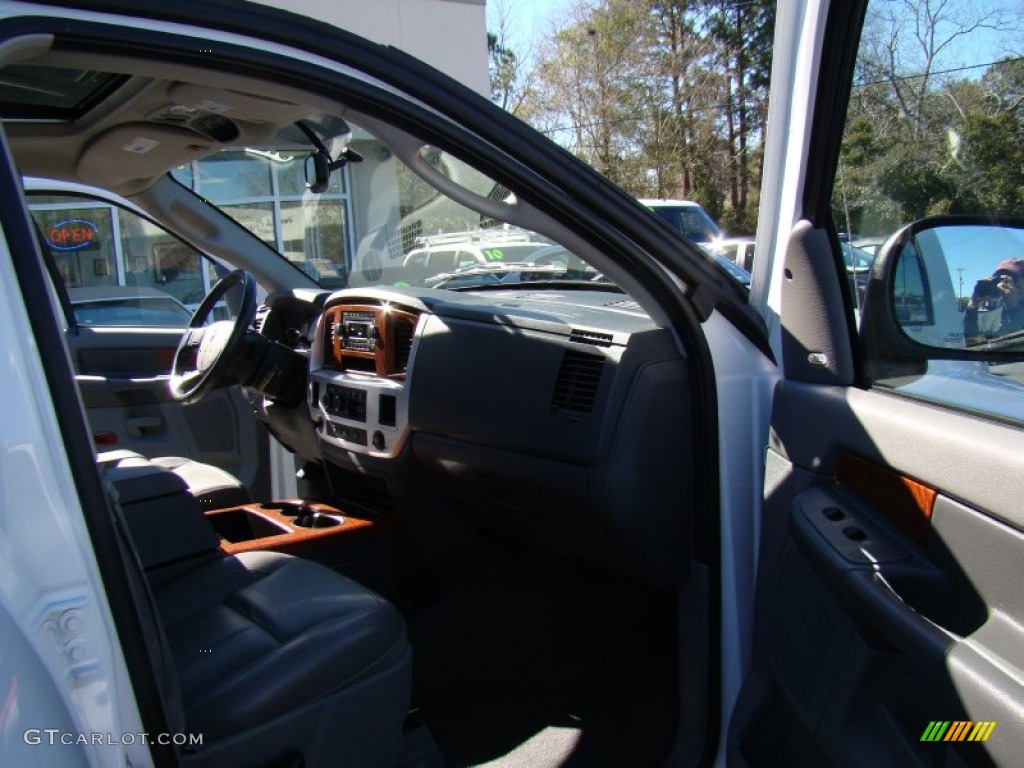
xmin=920 ymin=721 xmax=996 ymax=742
xmin=47 ymin=219 xmax=99 ymax=251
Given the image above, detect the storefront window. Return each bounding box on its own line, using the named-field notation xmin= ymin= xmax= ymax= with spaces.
xmin=28 ymin=193 xmax=215 ymax=325
xmin=174 ymin=148 xmax=352 ymax=286
xmin=219 ymin=201 xmax=277 ymax=248
xmin=32 ymin=201 xmax=116 ymax=289
xmin=198 ymin=151 xmax=272 ymax=200
xmin=281 ymin=199 xmax=346 ymax=286
xmin=276 ymin=152 xmax=344 ymax=196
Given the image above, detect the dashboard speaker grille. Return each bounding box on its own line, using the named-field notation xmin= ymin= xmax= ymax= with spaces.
xmin=568 ymin=328 xmax=613 ymax=347
xmin=551 ymin=350 xmax=604 ymax=413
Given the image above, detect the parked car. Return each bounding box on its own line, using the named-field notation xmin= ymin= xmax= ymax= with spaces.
xmin=712 ymin=252 xmax=752 ymax=289
xmin=422 ymin=261 xmax=573 ymax=289
xmin=0 ymin=2 xmax=1020 ymax=768
xmin=640 ymin=198 xmax=724 ymax=245
xmin=68 ymin=285 xmax=193 ymax=326
xmin=713 ymin=235 xmax=757 ymax=271
xmin=842 ymin=240 xmax=875 ymax=307
xmin=401 ymin=230 xmax=555 ymax=275
xmin=851 ymin=234 xmax=888 ymax=256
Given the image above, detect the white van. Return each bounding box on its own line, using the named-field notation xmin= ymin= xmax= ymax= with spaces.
xmin=639 ymin=198 xmax=723 ymax=246
xmin=890 ymin=228 xmax=966 ymax=349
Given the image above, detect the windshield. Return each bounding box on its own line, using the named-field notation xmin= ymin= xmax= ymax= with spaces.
xmin=171 ymin=121 xmax=621 ymax=294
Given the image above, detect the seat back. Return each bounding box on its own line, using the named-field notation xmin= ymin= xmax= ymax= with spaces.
xmin=98 ymin=450 xmax=221 ymax=570
xmin=98 ymin=464 xmax=190 ymax=738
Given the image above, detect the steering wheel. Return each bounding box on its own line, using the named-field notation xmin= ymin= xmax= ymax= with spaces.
xmin=169 ymin=270 xmax=257 ymax=404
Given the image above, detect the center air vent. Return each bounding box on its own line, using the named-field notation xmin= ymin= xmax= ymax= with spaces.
xmin=568 ymin=328 xmax=613 ymax=347
xmin=393 ymin=320 xmax=414 ymax=371
xmin=551 ymin=349 xmax=605 ymax=414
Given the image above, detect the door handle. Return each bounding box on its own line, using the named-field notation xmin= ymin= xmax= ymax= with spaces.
xmin=125 ymin=416 xmax=163 ymax=437
xmin=843 ymin=569 xmax=954 ymax=663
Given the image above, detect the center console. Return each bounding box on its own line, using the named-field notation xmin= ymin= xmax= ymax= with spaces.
xmin=205 ymin=499 xmax=389 ymax=592
xmin=309 ymin=301 xmax=424 ymax=459
xmin=206 ymin=500 xmax=375 ymax=555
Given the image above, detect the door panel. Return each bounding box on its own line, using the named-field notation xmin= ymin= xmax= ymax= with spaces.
xmin=29 ymin=190 xmax=271 ymax=500
xmin=735 ymin=380 xmax=1021 ymax=767
xmin=65 ymin=299 xmax=270 ymax=500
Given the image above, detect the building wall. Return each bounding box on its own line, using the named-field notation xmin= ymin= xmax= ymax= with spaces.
xmin=31 ymin=1 xmax=492 ymax=311
xmin=249 ymin=0 xmax=489 ymax=96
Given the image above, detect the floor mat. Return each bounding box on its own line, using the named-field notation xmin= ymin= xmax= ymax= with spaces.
xmin=407 ymin=546 xmax=679 ymax=766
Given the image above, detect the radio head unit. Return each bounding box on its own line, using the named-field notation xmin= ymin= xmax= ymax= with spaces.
xmin=340 ymin=310 xmax=376 ymax=351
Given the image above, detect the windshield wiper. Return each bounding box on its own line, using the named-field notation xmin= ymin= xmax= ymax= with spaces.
xmin=445 ymin=278 xmax=622 ymax=293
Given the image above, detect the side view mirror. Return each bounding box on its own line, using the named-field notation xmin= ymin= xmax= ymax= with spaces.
xmin=861 ymin=215 xmax=1024 ymax=381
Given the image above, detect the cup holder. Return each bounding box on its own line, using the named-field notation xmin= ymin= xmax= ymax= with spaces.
xmin=272 ymin=500 xmax=310 ymax=516
xmin=266 ymin=500 xmax=345 ymax=529
xmin=292 ymin=510 xmax=344 ymax=529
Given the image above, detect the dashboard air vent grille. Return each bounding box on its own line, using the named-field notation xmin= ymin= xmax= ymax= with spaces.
xmin=551 ymin=350 xmax=604 ymax=414
xmin=568 ymin=328 xmax=613 ymax=347
xmin=393 ymin=320 xmax=414 ymax=371
xmin=326 ymin=314 xmax=339 ymax=350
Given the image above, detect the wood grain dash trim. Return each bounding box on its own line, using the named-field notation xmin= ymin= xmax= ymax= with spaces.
xmin=834 ymin=453 xmax=937 ymax=545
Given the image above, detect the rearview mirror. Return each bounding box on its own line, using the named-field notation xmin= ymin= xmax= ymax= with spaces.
xmin=861 ymin=216 xmax=1024 ymax=379
xmin=298 ymin=120 xmax=364 ymax=195
xmin=304 ymin=151 xmax=330 ymax=194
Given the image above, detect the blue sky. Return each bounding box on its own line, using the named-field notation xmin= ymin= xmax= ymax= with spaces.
xmin=486 ymin=0 xmax=574 ymax=56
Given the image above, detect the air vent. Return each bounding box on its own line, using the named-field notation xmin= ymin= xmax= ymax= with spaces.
xmin=393 ymin=320 xmax=414 ymax=371
xmin=550 ymin=350 xmax=605 ymax=414
xmin=568 ymin=328 xmax=613 ymax=347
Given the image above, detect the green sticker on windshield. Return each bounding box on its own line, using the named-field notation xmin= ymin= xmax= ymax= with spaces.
xmin=484 ymin=248 xmax=503 ymax=261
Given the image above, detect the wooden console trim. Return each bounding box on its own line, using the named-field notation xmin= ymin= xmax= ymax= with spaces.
xmin=322 ymin=303 xmax=419 ymax=378
xmin=207 ymin=501 xmax=374 ymax=555
xmin=834 ymin=452 xmax=936 ymax=544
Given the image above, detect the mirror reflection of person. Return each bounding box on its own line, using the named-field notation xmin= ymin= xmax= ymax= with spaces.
xmin=964 ymin=258 xmax=1024 ymax=343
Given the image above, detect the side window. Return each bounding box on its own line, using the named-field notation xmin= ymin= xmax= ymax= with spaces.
xmin=427 ymin=249 xmax=458 ymax=271
xmin=833 ymin=0 xmax=1024 ymax=423
xmin=28 ymin=194 xmax=226 ymax=327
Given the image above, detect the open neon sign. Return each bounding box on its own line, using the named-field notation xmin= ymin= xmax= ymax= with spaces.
xmin=47 ymin=219 xmax=99 ymax=251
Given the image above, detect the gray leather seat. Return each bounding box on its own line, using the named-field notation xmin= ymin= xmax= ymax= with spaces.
xmin=98 ymin=449 xmax=250 ymax=510
xmin=149 ymin=455 xmax=251 ymax=509
xmin=99 ymin=452 xmax=413 ymax=767
xmin=157 ymin=550 xmax=412 ymax=766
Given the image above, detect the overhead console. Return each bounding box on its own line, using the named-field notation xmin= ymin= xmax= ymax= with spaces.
xmin=309 ymin=296 xmax=425 ymax=458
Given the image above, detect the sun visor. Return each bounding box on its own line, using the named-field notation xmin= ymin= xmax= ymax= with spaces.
xmin=77 ymin=122 xmax=213 ymax=188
